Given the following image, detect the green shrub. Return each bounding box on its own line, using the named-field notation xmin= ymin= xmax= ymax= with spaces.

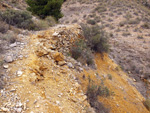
xmin=71 ymin=46 xmax=82 ymax=60
xmin=70 ymin=39 xmax=94 ymax=65
xmin=34 ymin=19 xmax=50 ymax=30
xmin=108 ymin=74 xmax=112 ymax=80
xmin=81 ymin=24 xmax=110 ymax=53
xmin=119 ymin=21 xmax=127 ymax=27
xmin=141 ymin=22 xmax=150 ymax=29
xmin=1 ymin=31 xmax=16 ymax=44
xmin=122 ymin=32 xmax=131 ymax=36
xmin=0 ymin=21 xmax=9 ymax=33
xmin=45 ymin=16 xmax=57 ymax=26
xmin=87 ymin=19 xmax=96 ymax=25
xmin=86 ymin=77 xmax=110 ymax=113
xmin=144 ymin=99 xmax=150 ymax=111
xmin=26 ymin=0 xmax=63 ymax=20
xmin=0 ymin=10 xmax=35 ymax=30
xmin=137 ymin=35 xmax=144 ymax=39
xmin=95 ymin=6 xmax=107 ymax=13
xmin=128 ymin=19 xmax=140 ymax=25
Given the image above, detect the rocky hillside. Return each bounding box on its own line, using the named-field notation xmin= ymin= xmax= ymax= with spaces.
xmin=60 ymin=0 xmax=150 ymax=98
xmin=0 ymin=0 xmax=150 ymax=112
xmin=0 ymin=24 xmax=149 ymax=113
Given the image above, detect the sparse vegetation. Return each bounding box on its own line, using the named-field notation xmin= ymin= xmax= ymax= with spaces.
xmin=1 ymin=31 xmax=16 ymax=44
xmin=0 ymin=10 xmax=36 ymax=30
xmin=95 ymin=6 xmax=107 ymax=13
xmin=70 ymin=39 xmax=94 ymax=65
xmin=0 ymin=21 xmax=9 ymax=34
xmin=108 ymin=74 xmax=112 ymax=80
xmin=137 ymin=35 xmax=144 ymax=39
xmin=86 ymin=77 xmax=110 ymax=113
xmin=141 ymin=22 xmax=150 ymax=29
xmin=122 ymin=32 xmax=131 ymax=36
xmin=144 ymin=99 xmax=150 ymax=111
xmin=87 ymin=19 xmax=96 ymax=25
xmin=81 ymin=24 xmax=110 ymax=53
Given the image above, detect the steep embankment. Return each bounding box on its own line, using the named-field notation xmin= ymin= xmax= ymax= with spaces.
xmin=0 ymin=24 xmax=149 ymax=113
xmin=60 ymin=0 xmax=150 ymax=98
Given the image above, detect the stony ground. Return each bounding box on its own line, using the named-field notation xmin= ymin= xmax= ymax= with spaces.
xmin=0 ymin=24 xmax=149 ymax=113
xmin=0 ymin=0 xmax=150 ymax=112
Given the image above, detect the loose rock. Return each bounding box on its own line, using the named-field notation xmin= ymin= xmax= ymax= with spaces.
xmin=5 ymin=56 xmax=13 ymax=63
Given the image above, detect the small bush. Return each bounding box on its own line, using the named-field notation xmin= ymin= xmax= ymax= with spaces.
xmin=108 ymin=74 xmax=112 ymax=80
xmin=34 ymin=19 xmax=49 ymax=30
xmin=1 ymin=31 xmax=16 ymax=44
xmin=86 ymin=78 xmax=110 ymax=113
xmin=122 ymin=32 xmax=131 ymax=36
xmin=0 ymin=21 xmax=9 ymax=33
xmin=144 ymin=99 xmax=150 ymax=111
xmin=87 ymin=19 xmax=96 ymax=25
xmin=119 ymin=21 xmax=127 ymax=27
xmin=128 ymin=19 xmax=140 ymax=25
xmin=70 ymin=39 xmax=94 ymax=65
xmin=141 ymin=22 xmax=150 ymax=29
xmin=137 ymin=35 xmax=144 ymax=39
xmin=45 ymin=16 xmax=57 ymax=26
xmin=0 ymin=44 xmax=3 ymax=53
xmin=95 ymin=6 xmax=107 ymax=13
xmin=81 ymin=24 xmax=110 ymax=53
xmin=0 ymin=10 xmax=35 ymax=30
xmin=71 ymin=46 xmax=82 ymax=60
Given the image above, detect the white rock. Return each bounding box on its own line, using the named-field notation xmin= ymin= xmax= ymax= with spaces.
xmin=3 ymin=64 xmax=9 ymax=69
xmin=0 ymin=107 xmax=9 ymax=112
xmin=56 ymin=101 xmax=60 ymax=105
xmin=10 ymin=89 xmax=16 ymax=92
xmin=52 ymin=32 xmax=59 ymax=37
xmin=15 ymin=108 xmax=22 ymax=113
xmin=17 ymin=71 xmax=23 ymax=76
xmin=5 ymin=56 xmax=13 ymax=63
xmin=67 ymin=63 xmax=74 ymax=68
xmin=9 ymin=42 xmax=17 ymax=48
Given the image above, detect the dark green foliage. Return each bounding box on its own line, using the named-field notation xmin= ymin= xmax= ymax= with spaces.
xmin=0 ymin=10 xmax=36 ymax=30
xmin=81 ymin=24 xmax=110 ymax=53
xmin=26 ymin=0 xmax=63 ymax=20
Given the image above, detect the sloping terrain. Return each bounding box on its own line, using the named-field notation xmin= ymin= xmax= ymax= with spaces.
xmin=0 ymin=24 xmax=149 ymax=113
xmin=60 ymin=0 xmax=150 ymax=98
xmin=0 ymin=0 xmax=150 ymax=112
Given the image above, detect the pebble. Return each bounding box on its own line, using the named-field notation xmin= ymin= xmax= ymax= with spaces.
xmin=3 ymin=64 xmax=9 ymax=69
xmin=10 ymin=89 xmax=16 ymax=92
xmin=56 ymin=101 xmax=60 ymax=105
xmin=52 ymin=32 xmax=59 ymax=37
xmin=9 ymin=42 xmax=17 ymax=48
xmin=17 ymin=71 xmax=23 ymax=76
xmin=15 ymin=108 xmax=22 ymax=113
xmin=67 ymin=62 xmax=74 ymax=68
xmin=5 ymin=56 xmax=13 ymax=63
